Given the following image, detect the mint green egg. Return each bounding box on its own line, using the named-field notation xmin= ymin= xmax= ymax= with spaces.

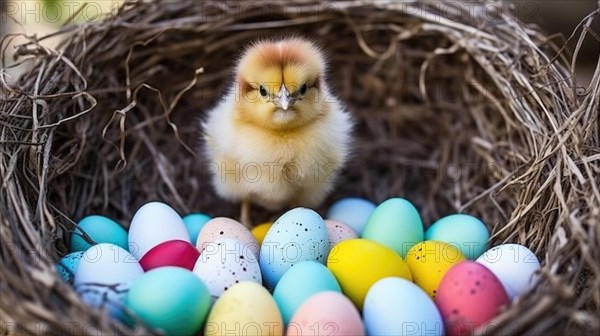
xmin=125 ymin=267 xmax=211 ymax=336
xmin=425 ymin=214 xmax=490 ymax=259
xmin=361 ymin=198 xmax=424 ymax=258
xmin=70 ymin=215 xmax=128 ymax=252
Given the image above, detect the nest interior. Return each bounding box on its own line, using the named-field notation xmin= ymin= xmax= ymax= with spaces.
xmin=1 ymin=1 xmax=599 ymax=335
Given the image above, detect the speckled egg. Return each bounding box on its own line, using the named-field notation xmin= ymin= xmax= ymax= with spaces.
xmin=288 ymin=291 xmax=364 ymax=336
xmin=476 ymin=243 xmax=540 ymax=300
xmin=325 ymin=219 xmax=358 ymax=250
xmin=196 ymin=217 xmax=259 ymax=258
xmin=260 ymin=208 xmax=329 ymax=289
xmin=425 ymin=214 xmax=490 ymax=260
xmin=406 ymin=241 xmax=466 ymax=299
xmin=193 ymin=237 xmax=262 ymax=300
xmin=56 ymin=251 xmax=85 ymax=283
xmin=361 ymin=197 xmax=424 ymax=258
xmin=436 ymin=261 xmax=509 ymax=336
xmin=327 ymin=197 xmax=376 ymax=235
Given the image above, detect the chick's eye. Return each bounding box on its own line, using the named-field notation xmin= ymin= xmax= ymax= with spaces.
xmin=300 ymin=83 xmax=308 ymax=95
xmin=259 ymin=85 xmax=268 ymax=97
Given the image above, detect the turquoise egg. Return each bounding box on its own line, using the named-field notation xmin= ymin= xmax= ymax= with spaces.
xmin=272 ymin=261 xmax=341 ymax=325
xmin=259 ymin=208 xmax=329 ymax=289
xmin=327 ymin=198 xmax=375 ymax=235
xmin=425 ymin=213 xmax=490 ymax=259
xmin=125 ymin=267 xmax=211 ymax=336
xmin=361 ymin=198 xmax=424 ymax=258
xmin=182 ymin=213 xmax=212 ymax=244
xmin=56 ymin=251 xmax=85 ymax=283
xmin=70 ymin=215 xmax=128 ymax=252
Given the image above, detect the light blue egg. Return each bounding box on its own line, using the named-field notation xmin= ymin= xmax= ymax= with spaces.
xmin=364 ymin=277 xmax=443 ymax=336
xmin=361 ymin=198 xmax=424 ymax=258
xmin=327 ymin=198 xmax=375 ymax=235
xmin=182 ymin=213 xmax=212 ymax=244
xmin=56 ymin=251 xmax=85 ymax=283
xmin=425 ymin=213 xmax=490 ymax=259
xmin=272 ymin=261 xmax=341 ymax=325
xmin=70 ymin=215 xmax=128 ymax=252
xmin=259 ymin=208 xmax=330 ymax=289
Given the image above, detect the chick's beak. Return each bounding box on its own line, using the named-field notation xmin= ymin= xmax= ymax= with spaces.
xmin=276 ymin=84 xmax=291 ymax=111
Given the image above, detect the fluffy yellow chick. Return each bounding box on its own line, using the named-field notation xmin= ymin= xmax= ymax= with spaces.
xmin=202 ymin=38 xmax=352 ymax=227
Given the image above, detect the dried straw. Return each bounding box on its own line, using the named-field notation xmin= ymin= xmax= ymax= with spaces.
xmin=1 ymin=0 xmax=599 ymax=335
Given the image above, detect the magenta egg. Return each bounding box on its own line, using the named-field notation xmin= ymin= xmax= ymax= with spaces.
xmin=139 ymin=240 xmax=200 ymax=271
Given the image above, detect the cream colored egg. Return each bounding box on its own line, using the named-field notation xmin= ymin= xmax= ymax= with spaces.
xmin=204 ymin=281 xmax=283 ymax=336
xmin=325 ymin=219 xmax=358 ymax=250
xmin=196 ymin=217 xmax=259 ymax=257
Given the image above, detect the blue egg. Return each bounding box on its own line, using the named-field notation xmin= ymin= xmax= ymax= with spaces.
xmin=56 ymin=251 xmax=85 ymax=283
xmin=182 ymin=213 xmax=212 ymax=244
xmin=70 ymin=215 xmax=129 ymax=252
xmin=364 ymin=277 xmax=443 ymax=335
xmin=259 ymin=208 xmax=329 ymax=289
xmin=326 ymin=198 xmax=375 ymax=235
xmin=273 ymin=261 xmax=341 ymax=325
xmin=425 ymin=214 xmax=490 ymax=259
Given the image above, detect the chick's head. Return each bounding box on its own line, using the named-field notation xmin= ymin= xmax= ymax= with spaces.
xmin=235 ymin=38 xmax=329 ymax=130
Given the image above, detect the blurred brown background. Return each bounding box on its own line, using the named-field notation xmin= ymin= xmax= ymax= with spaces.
xmin=1 ymin=0 xmax=598 ymax=85
xmin=507 ymin=0 xmax=598 ymax=85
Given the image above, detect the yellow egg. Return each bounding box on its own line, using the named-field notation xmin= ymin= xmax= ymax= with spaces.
xmin=405 ymin=240 xmax=466 ymax=299
xmin=327 ymin=239 xmax=412 ymax=310
xmin=251 ymin=222 xmax=272 ymax=245
xmin=204 ymin=281 xmax=283 ymax=336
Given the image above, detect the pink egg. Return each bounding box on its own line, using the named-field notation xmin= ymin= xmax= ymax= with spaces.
xmin=139 ymin=240 xmax=200 ymax=271
xmin=287 ymin=291 xmax=364 ymax=336
xmin=196 ymin=217 xmax=259 ymax=257
xmin=436 ymin=261 xmax=509 ymax=336
xmin=325 ymin=219 xmax=358 ymax=250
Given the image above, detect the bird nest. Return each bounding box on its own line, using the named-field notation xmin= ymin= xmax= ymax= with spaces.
xmin=1 ymin=0 xmax=599 ymax=334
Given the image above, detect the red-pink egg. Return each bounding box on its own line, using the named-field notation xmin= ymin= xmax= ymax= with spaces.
xmin=436 ymin=261 xmax=509 ymax=336
xmin=287 ymin=291 xmax=364 ymax=336
xmin=139 ymin=240 xmax=200 ymax=271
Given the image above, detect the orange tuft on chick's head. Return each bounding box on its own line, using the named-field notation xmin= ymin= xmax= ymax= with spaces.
xmin=202 ymin=37 xmax=353 ymax=227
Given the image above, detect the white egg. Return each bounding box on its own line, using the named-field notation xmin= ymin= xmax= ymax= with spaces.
xmin=193 ymin=237 xmax=262 ymax=300
xmin=74 ymin=243 xmax=144 ymax=320
xmin=476 ymin=243 xmax=540 ymax=300
xmin=128 ymin=201 xmax=190 ymax=260
xmin=363 ymin=277 xmax=443 ymax=336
